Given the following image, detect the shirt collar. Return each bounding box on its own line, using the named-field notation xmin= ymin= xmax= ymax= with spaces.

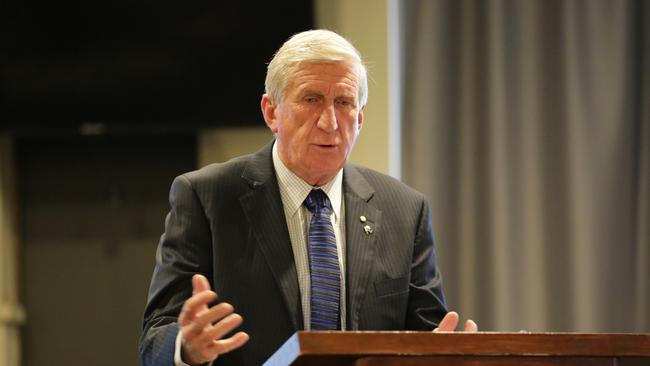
xmin=272 ymin=141 xmax=343 ymax=219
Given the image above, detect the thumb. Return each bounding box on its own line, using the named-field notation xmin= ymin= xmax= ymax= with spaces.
xmin=192 ymin=274 xmax=212 ymax=295
xmin=434 ymin=311 xmax=459 ymax=332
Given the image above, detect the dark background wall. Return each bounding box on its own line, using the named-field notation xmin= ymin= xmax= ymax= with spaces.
xmin=17 ymin=135 xmax=195 ymax=365
xmin=1 ymin=1 xmax=314 ymax=132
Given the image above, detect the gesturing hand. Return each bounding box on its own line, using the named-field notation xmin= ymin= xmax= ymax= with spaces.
xmin=433 ymin=311 xmax=478 ymax=332
xmin=179 ymin=274 xmax=250 ymax=365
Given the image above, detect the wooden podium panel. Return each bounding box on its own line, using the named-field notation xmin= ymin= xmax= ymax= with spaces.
xmin=263 ymin=331 xmax=650 ymax=366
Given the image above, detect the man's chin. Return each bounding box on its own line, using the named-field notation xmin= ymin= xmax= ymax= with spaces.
xmin=304 ymin=162 xmax=344 ymax=186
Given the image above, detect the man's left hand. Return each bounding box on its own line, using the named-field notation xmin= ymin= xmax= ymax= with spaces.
xmin=433 ymin=311 xmax=478 ymax=332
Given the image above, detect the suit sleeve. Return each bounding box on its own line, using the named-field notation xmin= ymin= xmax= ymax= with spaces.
xmin=139 ymin=175 xmax=213 ymax=366
xmin=405 ymin=198 xmax=448 ymax=329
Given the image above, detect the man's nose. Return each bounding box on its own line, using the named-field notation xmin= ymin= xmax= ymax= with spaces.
xmin=316 ymin=105 xmax=338 ymax=132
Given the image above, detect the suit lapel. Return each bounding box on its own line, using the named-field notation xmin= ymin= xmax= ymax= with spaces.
xmin=343 ymin=165 xmax=381 ymax=330
xmin=239 ymin=142 xmax=303 ymax=330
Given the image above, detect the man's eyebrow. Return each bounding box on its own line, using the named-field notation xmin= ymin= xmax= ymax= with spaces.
xmin=336 ymin=94 xmax=356 ymax=99
xmin=297 ymin=87 xmax=356 ymax=100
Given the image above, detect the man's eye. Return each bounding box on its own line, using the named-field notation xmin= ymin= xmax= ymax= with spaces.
xmin=305 ymin=97 xmax=319 ymax=103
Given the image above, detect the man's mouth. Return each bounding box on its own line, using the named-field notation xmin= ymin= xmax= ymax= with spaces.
xmin=313 ymin=142 xmax=337 ymax=148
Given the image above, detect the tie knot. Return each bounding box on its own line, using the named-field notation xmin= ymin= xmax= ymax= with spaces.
xmin=304 ymin=189 xmax=332 ymax=213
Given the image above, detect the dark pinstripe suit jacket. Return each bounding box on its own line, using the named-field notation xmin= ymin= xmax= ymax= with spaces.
xmin=139 ymin=141 xmax=448 ymax=366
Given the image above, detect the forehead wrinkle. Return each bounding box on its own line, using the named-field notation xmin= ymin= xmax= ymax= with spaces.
xmin=288 ymin=64 xmax=360 ymax=98
xmin=294 ymin=80 xmax=358 ymax=100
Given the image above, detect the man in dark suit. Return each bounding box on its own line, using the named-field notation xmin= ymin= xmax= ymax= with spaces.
xmin=139 ymin=29 xmax=476 ymax=366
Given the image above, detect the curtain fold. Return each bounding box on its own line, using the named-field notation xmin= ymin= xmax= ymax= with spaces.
xmin=402 ymin=0 xmax=649 ymax=332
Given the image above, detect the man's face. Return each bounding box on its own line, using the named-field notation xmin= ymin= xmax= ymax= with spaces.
xmin=261 ymin=61 xmax=364 ymax=186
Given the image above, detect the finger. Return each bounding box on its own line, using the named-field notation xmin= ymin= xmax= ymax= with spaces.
xmin=192 ymin=274 xmax=212 ymax=295
xmin=190 ymin=275 xmax=216 ymax=319
xmin=435 ymin=311 xmax=459 ymax=332
xmin=208 ymin=331 xmax=250 ymax=356
xmin=464 ymin=319 xmax=478 ymax=332
xmin=187 ymin=314 xmax=248 ymax=362
xmin=179 ymin=291 xmax=218 ymax=326
xmin=199 ymin=312 xmax=244 ymax=344
xmin=186 ymin=303 xmax=235 ymax=338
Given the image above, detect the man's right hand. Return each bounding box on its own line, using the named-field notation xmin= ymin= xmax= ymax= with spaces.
xmin=179 ymin=274 xmax=250 ymax=365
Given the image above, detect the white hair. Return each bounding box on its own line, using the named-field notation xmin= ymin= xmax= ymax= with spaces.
xmin=265 ymin=29 xmax=368 ymax=106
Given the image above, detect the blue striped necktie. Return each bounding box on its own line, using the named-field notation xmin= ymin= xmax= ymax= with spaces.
xmin=304 ymin=189 xmax=341 ymax=330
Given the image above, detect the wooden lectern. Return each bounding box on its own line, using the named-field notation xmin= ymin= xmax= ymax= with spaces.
xmin=264 ymin=331 xmax=650 ymax=366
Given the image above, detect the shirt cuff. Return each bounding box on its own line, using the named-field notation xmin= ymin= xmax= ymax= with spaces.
xmin=174 ymin=331 xmax=191 ymax=366
xmin=174 ymin=331 xmax=215 ymax=366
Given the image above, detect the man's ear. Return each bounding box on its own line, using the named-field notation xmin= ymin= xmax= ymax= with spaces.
xmin=357 ymin=105 xmax=365 ymax=131
xmin=261 ymin=94 xmax=279 ymax=133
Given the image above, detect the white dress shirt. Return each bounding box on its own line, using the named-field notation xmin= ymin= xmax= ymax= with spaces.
xmin=271 ymin=141 xmax=347 ymax=330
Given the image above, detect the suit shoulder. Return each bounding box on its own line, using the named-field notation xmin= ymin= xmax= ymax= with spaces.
xmin=348 ymin=164 xmax=426 ymax=202
xmin=174 ymin=153 xmax=254 ymax=194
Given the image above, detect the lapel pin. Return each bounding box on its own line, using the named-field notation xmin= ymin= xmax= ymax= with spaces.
xmin=363 ymin=224 xmax=374 ymax=235
xmin=359 ymin=215 xmax=367 ymax=223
